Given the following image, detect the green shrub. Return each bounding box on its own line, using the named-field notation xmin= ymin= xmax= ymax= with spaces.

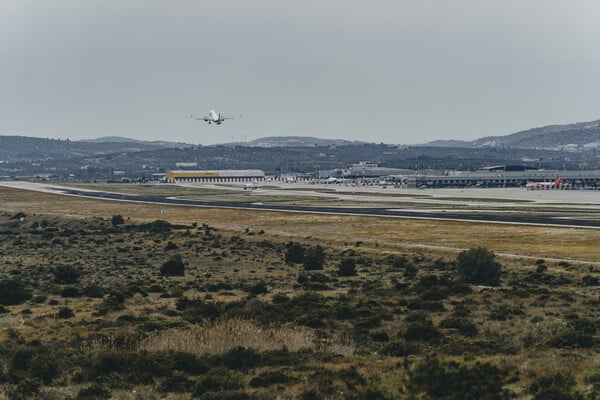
xmin=456 ymin=247 xmax=502 ymax=286
xmin=245 ymin=281 xmax=268 ymax=295
xmin=76 ymin=384 xmax=112 ymax=399
xmin=9 ymin=378 xmax=41 ymax=400
xmin=381 ymin=340 xmax=422 ymax=356
xmin=95 ymin=292 xmax=126 ymax=315
xmin=404 ymin=320 xmax=441 ymax=342
xmin=165 ymin=241 xmax=178 ymax=251
xmin=60 ymin=286 xmax=82 ymax=298
xmin=0 ymin=279 xmax=32 ymax=306
xmin=57 ymin=307 xmax=75 ymax=319
xmin=285 ymin=242 xmax=305 ymax=264
xmin=439 ymin=317 xmax=479 ymax=337
xmin=528 ymin=372 xmax=584 ymax=400
xmin=249 ymin=370 xmax=297 ymax=387
xmin=220 ymin=347 xmax=261 ymax=371
xmin=192 ymin=369 xmax=245 ymax=397
xmin=303 ymin=246 xmax=325 ymax=270
xmin=169 ymin=351 xmax=210 ymax=375
xmin=82 ymin=284 xmax=104 ymax=298
xmin=582 ymin=275 xmax=599 ymax=286
xmin=408 ymin=358 xmax=512 ymax=400
xmin=111 ymin=214 xmax=125 ymax=227
xmin=338 ymin=258 xmax=357 ymax=276
xmin=52 ymin=265 xmax=82 ymax=284
xmin=90 ymin=351 xmax=170 ymax=385
xmin=547 ymin=330 xmax=594 ymax=349
xmin=159 ymin=373 xmax=195 ymax=393
xmin=160 ymin=255 xmax=185 ymax=276
xmin=523 ymin=317 xmax=568 ymax=347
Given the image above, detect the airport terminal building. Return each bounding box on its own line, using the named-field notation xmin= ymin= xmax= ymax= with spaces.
xmin=398 ymin=168 xmax=600 ymax=188
xmin=165 ymin=169 xmax=265 ymax=183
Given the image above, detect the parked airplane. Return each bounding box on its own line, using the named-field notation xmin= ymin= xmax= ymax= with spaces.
xmin=191 ymin=110 xmax=235 ymax=125
xmin=526 ymin=177 xmax=563 ymax=190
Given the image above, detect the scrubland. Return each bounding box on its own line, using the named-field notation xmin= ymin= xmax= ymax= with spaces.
xmin=0 ymin=186 xmax=599 ymax=399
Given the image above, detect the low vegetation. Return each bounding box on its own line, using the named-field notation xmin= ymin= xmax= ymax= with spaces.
xmin=0 ymin=196 xmax=599 ymax=398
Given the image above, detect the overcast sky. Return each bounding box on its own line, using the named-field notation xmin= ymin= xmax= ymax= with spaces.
xmin=2 ymin=1 xmax=600 ymax=145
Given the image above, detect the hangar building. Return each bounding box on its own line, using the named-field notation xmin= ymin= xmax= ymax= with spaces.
xmin=165 ymin=169 xmax=265 ymax=183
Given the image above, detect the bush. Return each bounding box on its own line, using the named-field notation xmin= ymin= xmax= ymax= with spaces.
xmin=245 ymin=281 xmax=268 ymax=295
xmin=528 ymin=372 xmax=584 ymax=400
xmin=57 ymin=307 xmax=75 ymax=319
xmin=60 ymin=286 xmax=82 ymax=298
xmin=456 ymin=247 xmax=502 ymax=286
xmin=77 ymin=384 xmax=112 ymax=399
xmin=250 ymin=370 xmax=297 ymax=387
xmin=285 ymin=243 xmax=305 ymax=265
xmin=192 ymin=369 xmax=245 ymax=397
xmin=111 ymin=214 xmax=125 ymax=226
xmin=52 ymin=265 xmax=82 ymax=284
xmin=170 ymin=351 xmax=210 ymax=375
xmin=439 ymin=317 xmax=479 ymax=337
xmin=582 ymin=275 xmax=599 ymax=286
xmin=159 ymin=373 xmax=195 ymax=393
xmin=523 ymin=317 xmax=568 ymax=347
xmin=165 ymin=241 xmax=178 ymax=251
xmin=338 ymin=258 xmax=357 ymax=276
xmin=408 ymin=358 xmax=512 ymax=400
xmin=221 ymin=346 xmax=262 ymax=371
xmin=303 ymin=246 xmax=326 ymax=271
xmin=404 ymin=320 xmax=441 ymax=342
xmin=547 ymin=330 xmax=594 ymax=349
xmin=9 ymin=378 xmax=41 ymax=400
xmin=161 ymin=255 xmax=185 ymax=276
xmin=0 ymin=279 xmax=32 ymax=306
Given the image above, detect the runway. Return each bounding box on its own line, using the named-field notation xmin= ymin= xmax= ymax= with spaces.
xmin=48 ymin=186 xmax=600 ymax=229
xmin=2 ymin=181 xmax=600 ymax=228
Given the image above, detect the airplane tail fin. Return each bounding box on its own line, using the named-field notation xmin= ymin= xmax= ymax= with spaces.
xmin=555 ymin=177 xmax=563 ymax=187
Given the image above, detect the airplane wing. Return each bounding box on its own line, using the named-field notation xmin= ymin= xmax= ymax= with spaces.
xmin=191 ymin=115 xmax=210 ymax=121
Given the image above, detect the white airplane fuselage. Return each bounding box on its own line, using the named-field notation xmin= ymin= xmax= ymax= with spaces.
xmin=209 ymin=110 xmax=222 ymax=124
xmin=526 ymin=177 xmax=563 ymax=190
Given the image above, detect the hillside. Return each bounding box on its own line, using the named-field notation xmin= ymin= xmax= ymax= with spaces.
xmin=229 ymin=136 xmax=365 ymax=147
xmin=0 ymin=136 xmax=189 ymax=161
xmin=425 ymin=118 xmax=600 ymax=150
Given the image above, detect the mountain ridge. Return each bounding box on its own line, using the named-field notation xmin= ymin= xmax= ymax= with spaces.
xmin=424 ymin=118 xmax=600 ymax=150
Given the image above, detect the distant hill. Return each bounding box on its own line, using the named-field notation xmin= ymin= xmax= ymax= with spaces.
xmin=228 ymin=136 xmax=366 ymax=147
xmin=0 ymin=135 xmax=189 ymax=161
xmin=424 ymin=118 xmax=600 ymax=151
xmin=78 ymin=136 xmax=189 ymax=148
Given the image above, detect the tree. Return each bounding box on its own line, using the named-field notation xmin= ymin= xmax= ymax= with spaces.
xmin=456 ymin=247 xmax=502 ymax=286
xmin=285 ymin=243 xmax=305 ymax=265
xmin=303 ymin=246 xmax=325 ymax=270
xmin=338 ymin=258 xmax=357 ymax=276
xmin=160 ymin=255 xmax=185 ymax=276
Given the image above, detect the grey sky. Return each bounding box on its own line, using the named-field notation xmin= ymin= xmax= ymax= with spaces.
xmin=2 ymin=0 xmax=600 ymax=145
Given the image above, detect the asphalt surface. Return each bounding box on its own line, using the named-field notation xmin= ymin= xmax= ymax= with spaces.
xmin=56 ymin=187 xmax=600 ymax=229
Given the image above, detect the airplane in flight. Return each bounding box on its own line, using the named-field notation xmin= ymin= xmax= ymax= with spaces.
xmin=191 ymin=110 xmax=236 ymax=125
xmin=526 ymin=177 xmax=563 ymax=190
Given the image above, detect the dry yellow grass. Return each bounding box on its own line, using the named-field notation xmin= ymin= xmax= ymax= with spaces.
xmin=2 ymin=185 xmax=599 ymax=264
xmin=138 ymin=318 xmax=314 ymax=355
